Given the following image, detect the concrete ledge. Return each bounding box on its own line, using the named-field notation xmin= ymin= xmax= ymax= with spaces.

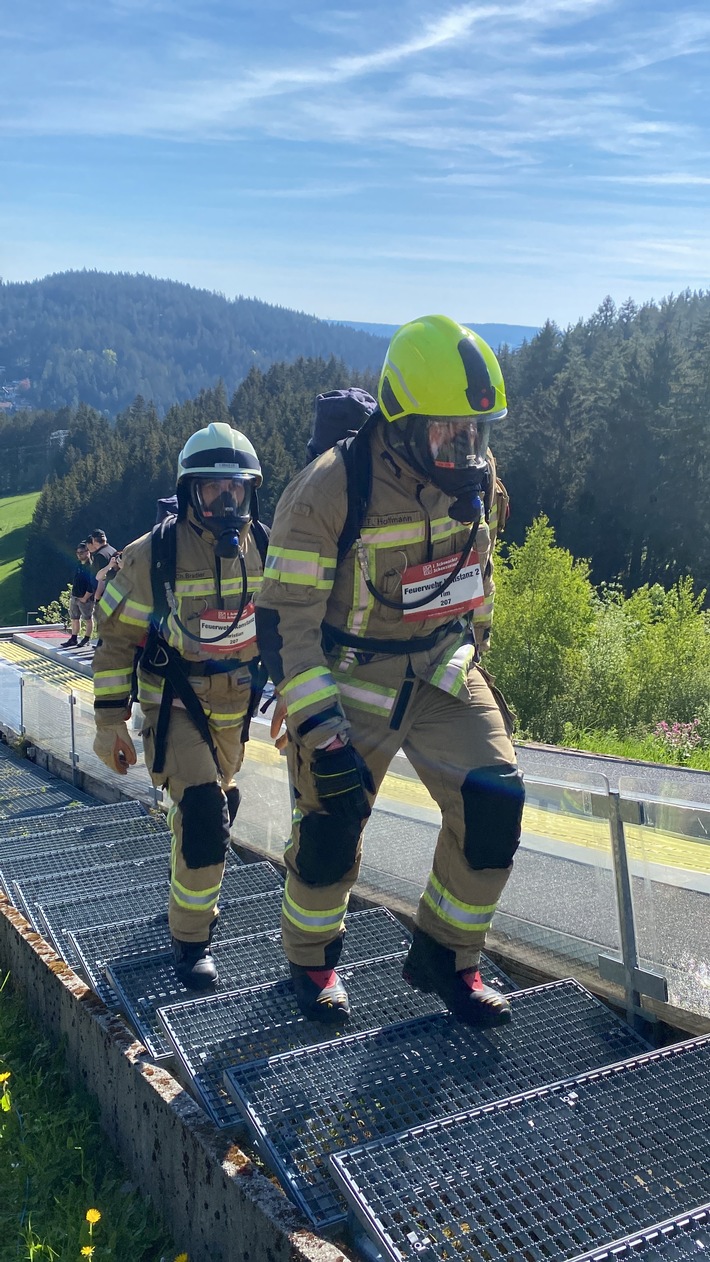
xmin=0 ymin=895 xmax=347 ymax=1262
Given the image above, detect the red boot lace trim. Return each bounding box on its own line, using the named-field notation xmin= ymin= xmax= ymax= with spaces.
xmin=305 ymin=968 xmax=338 ymax=989
xmin=459 ymin=969 xmax=484 ymax=992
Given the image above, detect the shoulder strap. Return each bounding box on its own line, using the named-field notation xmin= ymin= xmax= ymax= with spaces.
xmin=249 ymin=519 xmax=271 ymax=567
xmin=336 ymin=415 xmax=375 ymax=562
xmin=150 ymin=515 xmax=177 ymax=624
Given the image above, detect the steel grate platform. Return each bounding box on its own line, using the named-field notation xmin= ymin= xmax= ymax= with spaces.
xmin=159 ymin=933 xmax=456 ymax=1124
xmin=0 ymin=826 xmax=170 ymax=901
xmin=224 ymin=979 xmax=650 ymax=1232
xmin=329 ymin=1035 xmax=710 ymax=1262
xmin=574 ymin=1206 xmax=710 ymax=1262
xmin=37 ymin=882 xmax=170 ymax=969
xmin=34 ymin=856 xmax=271 ymax=970
xmin=68 ymin=890 xmax=284 ymax=1008
xmin=110 ymin=898 xmax=394 ymax=1060
xmin=0 ymin=815 xmax=161 ymax=864
xmin=0 ymin=783 xmax=94 ymax=818
xmin=13 ymin=855 xmax=171 ymax=929
xmin=0 ymin=800 xmax=144 ymax=843
xmin=69 ymin=913 xmax=171 ymax=1007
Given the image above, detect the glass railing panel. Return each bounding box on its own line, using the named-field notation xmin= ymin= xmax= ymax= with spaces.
xmin=70 ymin=688 xmax=158 ymax=803
xmin=496 ymin=770 xmax=622 ymax=967
xmin=232 ymin=716 xmax=292 ymax=860
xmin=618 ymin=774 xmax=710 ymax=1021
xmin=22 ymin=674 xmax=73 ymax=765
xmin=0 ymin=662 xmax=21 ymax=731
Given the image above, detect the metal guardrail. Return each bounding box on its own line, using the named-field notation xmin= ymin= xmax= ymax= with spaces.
xmin=0 ymin=653 xmax=708 ymax=1031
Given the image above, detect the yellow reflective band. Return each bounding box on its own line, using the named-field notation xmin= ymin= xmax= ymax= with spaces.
xmin=264 ymin=545 xmax=336 ymax=589
xmin=171 ymin=874 xmax=222 ymax=910
xmin=282 ymin=882 xmax=347 ymax=933
xmin=282 ymin=667 xmax=340 ymax=716
xmin=431 ymin=642 xmax=475 ymax=697
xmin=119 ymin=599 xmax=152 ymax=628
xmin=423 ymin=872 xmax=497 ymax=931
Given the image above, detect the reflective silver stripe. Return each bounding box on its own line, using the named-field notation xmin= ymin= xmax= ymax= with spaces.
xmin=360 ymin=522 xmax=424 ymax=547
xmin=282 ymin=667 xmax=339 ymax=715
xmin=171 ymin=877 xmax=221 ymax=911
xmin=282 ymin=881 xmax=347 ymax=933
xmin=423 ymin=874 xmax=497 ymax=931
xmin=338 ymin=678 xmax=395 ymax=715
xmin=120 ymin=599 xmax=152 ymax=627
xmin=431 ymin=642 xmax=476 ymax=697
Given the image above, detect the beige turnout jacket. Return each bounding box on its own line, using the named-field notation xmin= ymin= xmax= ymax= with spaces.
xmin=255 ymin=423 xmax=508 ymax=750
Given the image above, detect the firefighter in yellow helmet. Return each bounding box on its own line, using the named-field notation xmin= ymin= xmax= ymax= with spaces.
xmin=255 ymin=316 xmax=524 ymax=1027
xmin=92 ymin=422 xmax=268 ymax=991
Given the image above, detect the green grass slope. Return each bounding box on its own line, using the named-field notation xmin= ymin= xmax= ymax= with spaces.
xmin=0 ymin=492 xmax=40 ymax=625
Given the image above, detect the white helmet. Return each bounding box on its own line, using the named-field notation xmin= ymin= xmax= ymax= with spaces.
xmin=176 ymin=422 xmax=262 ymax=541
xmin=177 ymin=422 xmax=262 ymax=485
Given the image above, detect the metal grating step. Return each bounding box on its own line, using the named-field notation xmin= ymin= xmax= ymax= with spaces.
xmin=112 ymin=900 xmax=407 ymax=1061
xmin=1 ymin=826 xmax=170 ymax=903
xmin=574 ymin=1205 xmax=710 ymax=1262
xmin=160 ymin=928 xmax=481 ymax=1126
xmin=0 ymin=783 xmax=94 ymax=818
xmin=37 ymin=882 xmax=170 ymax=969
xmin=68 ymin=890 xmax=284 ymax=1008
xmin=13 ymin=855 xmax=171 ymax=929
xmin=0 ymin=816 xmax=170 ymax=884
xmin=0 ymin=799 xmax=144 ymax=843
xmin=224 ymin=979 xmax=650 ymax=1232
xmin=70 ymin=912 xmax=171 ymax=1007
xmin=36 ymin=858 xmax=277 ymax=970
xmin=329 ymin=1035 xmax=710 ymax=1262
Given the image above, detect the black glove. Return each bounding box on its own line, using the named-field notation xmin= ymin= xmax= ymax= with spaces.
xmin=311 ymin=743 xmax=375 ymax=819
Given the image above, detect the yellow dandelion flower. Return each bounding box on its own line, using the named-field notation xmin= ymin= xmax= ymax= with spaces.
xmin=174 ymin=1254 xmax=189 ymax=1262
xmin=81 ymin=1248 xmax=95 ymax=1258
xmin=85 ymin=1208 xmax=101 ymax=1224
xmin=0 ymin=1071 xmax=11 ymax=1083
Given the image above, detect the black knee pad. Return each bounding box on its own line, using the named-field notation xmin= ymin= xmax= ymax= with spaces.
xmin=179 ymin=782 xmax=230 ymax=869
xmin=462 ymin=763 xmax=525 ymax=869
xmin=296 ymin=810 xmax=362 ymax=887
xmin=225 ymin=785 xmax=241 ymax=826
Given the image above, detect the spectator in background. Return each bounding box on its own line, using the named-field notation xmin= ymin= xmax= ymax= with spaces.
xmin=61 ymin=542 xmax=97 ymax=648
xmin=87 ymin=529 xmax=118 ymax=602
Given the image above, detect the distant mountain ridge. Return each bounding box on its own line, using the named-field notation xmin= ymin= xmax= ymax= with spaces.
xmin=332 ymin=319 xmax=539 ymax=349
xmin=0 ymin=270 xmax=388 ymax=416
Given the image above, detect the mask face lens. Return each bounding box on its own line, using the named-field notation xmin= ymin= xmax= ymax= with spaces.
xmin=427 ymin=418 xmax=488 ymax=470
xmin=191 ymin=477 xmax=253 ymax=532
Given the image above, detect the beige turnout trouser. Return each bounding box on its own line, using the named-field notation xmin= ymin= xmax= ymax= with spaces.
xmin=283 ymin=662 xmax=521 ymax=972
xmin=141 ymin=672 xmax=250 ymax=942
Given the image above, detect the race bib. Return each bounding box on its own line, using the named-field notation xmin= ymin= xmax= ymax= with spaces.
xmin=199 ymin=603 xmax=257 ymax=653
xmin=401 ymin=550 xmax=484 ymax=622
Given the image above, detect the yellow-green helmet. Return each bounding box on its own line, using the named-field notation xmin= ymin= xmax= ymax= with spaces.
xmin=378 ymin=315 xmax=507 ymax=423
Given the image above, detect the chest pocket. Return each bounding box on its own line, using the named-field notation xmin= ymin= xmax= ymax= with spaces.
xmin=357 ymin=517 xmax=424 ymax=623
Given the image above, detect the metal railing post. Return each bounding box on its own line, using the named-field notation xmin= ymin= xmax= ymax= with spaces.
xmin=19 ymin=674 xmax=25 ymax=736
xmin=598 ymin=775 xmax=668 ymax=1028
xmin=69 ymin=690 xmax=78 ymax=786
xmin=607 ymin=783 xmax=643 ymax=1026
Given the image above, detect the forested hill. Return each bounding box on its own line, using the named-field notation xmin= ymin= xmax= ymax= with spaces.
xmin=17 ymin=286 xmax=710 ymax=613
xmin=0 ymin=271 xmax=387 ymax=415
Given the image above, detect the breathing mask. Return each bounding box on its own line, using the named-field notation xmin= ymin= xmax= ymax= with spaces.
xmin=388 ymin=415 xmax=492 ymax=524
xmin=190 ymin=475 xmax=254 ymax=556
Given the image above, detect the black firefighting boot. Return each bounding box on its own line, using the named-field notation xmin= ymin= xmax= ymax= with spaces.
xmin=402 ymin=928 xmax=511 ymax=1027
xmin=289 ymin=963 xmax=351 ymax=1024
xmin=171 ymin=936 xmax=219 ymax=991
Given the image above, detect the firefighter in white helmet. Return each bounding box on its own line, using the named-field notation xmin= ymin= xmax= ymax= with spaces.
xmin=92 ymin=422 xmax=268 ymax=990
xmin=256 ymin=316 xmax=524 ymax=1028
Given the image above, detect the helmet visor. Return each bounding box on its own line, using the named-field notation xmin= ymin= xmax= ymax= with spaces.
xmin=426 ymin=417 xmax=492 ymax=472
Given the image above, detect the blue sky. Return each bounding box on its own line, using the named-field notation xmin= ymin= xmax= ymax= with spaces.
xmin=2 ymin=0 xmax=709 ymax=327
